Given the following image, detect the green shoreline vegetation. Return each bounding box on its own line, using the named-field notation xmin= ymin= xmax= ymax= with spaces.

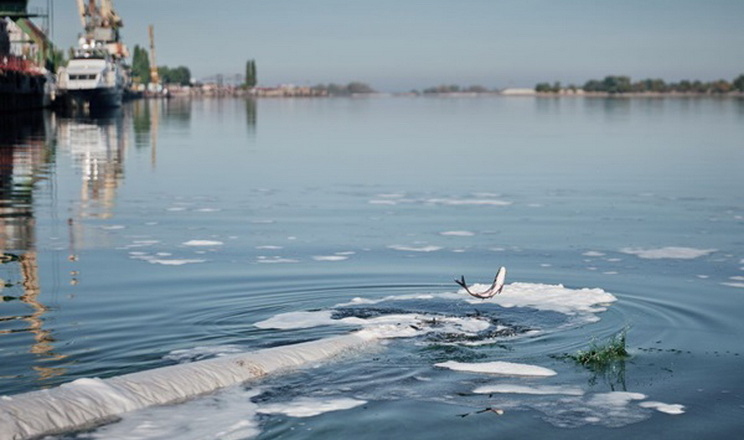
xmin=128 ymin=44 xmax=744 ymax=97
xmin=536 ymin=74 xmax=744 ymax=95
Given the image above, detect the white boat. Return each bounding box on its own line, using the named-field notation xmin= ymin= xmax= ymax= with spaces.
xmin=58 ymin=39 xmax=125 ymax=109
xmin=57 ymin=0 xmax=130 ymax=109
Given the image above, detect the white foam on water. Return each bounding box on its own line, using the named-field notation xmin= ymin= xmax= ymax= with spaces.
xmin=101 ymin=225 xmax=126 ymax=230
xmin=440 ymin=230 xmax=475 ymax=237
xmin=255 ymin=310 xmax=334 ymax=329
xmin=435 ymin=361 xmax=557 ymax=377
xmin=84 ymin=387 xmax=261 ymax=440
xmin=473 ymin=384 xmax=584 ymax=396
xmin=0 ymin=334 xmax=374 ymax=439
xmin=312 ymin=255 xmax=349 ymax=262
xmin=460 ymin=282 xmax=616 ymax=318
xmin=582 ymin=251 xmax=606 ymax=257
xmin=620 ymin=246 xmax=716 ymax=259
xmin=531 ymin=391 xmax=663 ymax=428
xmin=638 ymin=401 xmax=686 ymax=415
xmin=336 ymin=293 xmax=437 ymax=307
xmin=587 ymin=391 xmax=646 ymax=407
xmin=255 ymin=310 xmax=491 ymax=340
xmin=334 ymin=283 xmax=615 ymax=326
xmin=388 ymin=244 xmax=443 ymax=252
xmin=352 ymin=314 xmax=491 ymax=340
xmin=182 ymin=240 xmax=224 ymax=247
xmin=721 ymin=282 xmax=744 ymax=289
xmin=256 ymin=256 xmax=299 ymax=264
xmin=375 ymin=193 xmax=406 ymax=199
xmin=149 ymin=259 xmax=207 ymax=266
xmin=255 ymin=245 xmax=283 ymax=250
xmin=425 ymin=198 xmax=512 ymax=206
xmin=369 ymin=199 xmax=398 ymax=205
xmin=257 ymin=396 xmax=367 ymax=418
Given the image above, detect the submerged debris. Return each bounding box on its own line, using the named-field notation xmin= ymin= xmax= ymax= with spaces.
xmin=458 ymin=407 xmax=506 ymax=418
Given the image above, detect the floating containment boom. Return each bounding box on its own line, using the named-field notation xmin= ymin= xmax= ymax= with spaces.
xmin=0 ymin=333 xmax=373 ymax=440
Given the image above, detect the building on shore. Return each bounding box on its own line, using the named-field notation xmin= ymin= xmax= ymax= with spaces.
xmin=0 ymin=0 xmax=56 ymax=112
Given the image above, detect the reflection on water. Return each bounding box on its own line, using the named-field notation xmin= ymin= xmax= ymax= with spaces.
xmin=0 ymin=99 xmax=207 ymax=389
xmin=246 ymin=98 xmax=257 ymax=135
xmin=0 ymin=110 xmax=66 ymax=382
xmin=57 ymin=109 xmax=128 ymax=219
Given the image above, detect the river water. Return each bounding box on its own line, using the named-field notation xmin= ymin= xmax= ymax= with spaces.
xmin=0 ymin=96 xmax=742 ymax=439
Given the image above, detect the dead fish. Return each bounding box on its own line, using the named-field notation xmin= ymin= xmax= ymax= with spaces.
xmin=455 ymin=266 xmax=506 ymax=299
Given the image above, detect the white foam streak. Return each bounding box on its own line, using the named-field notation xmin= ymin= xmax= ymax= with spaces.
xmin=182 ymin=240 xmax=224 ymax=247
xmin=638 ymin=401 xmax=686 ymax=415
xmin=588 ymin=391 xmax=647 ymax=407
xmin=85 ymin=388 xmax=261 ymax=440
xmin=255 ymin=311 xmax=334 ymax=329
xmin=313 ymin=255 xmax=349 ymax=262
xmin=440 ymin=230 xmax=475 ymax=237
xmin=474 ymin=384 xmax=584 ymax=396
xmin=462 ymin=282 xmax=616 ymax=316
xmin=425 ymin=198 xmax=512 ymax=206
xmin=388 ymin=244 xmax=443 ymax=252
xmin=255 ymin=311 xmax=491 ymax=340
xmin=620 ymin=246 xmax=716 ymax=259
xmin=257 ymin=397 xmax=367 ymax=418
xmin=435 ymin=360 xmax=557 ymax=377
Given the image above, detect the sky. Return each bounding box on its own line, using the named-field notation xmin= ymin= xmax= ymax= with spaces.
xmin=28 ymin=0 xmax=744 ymax=91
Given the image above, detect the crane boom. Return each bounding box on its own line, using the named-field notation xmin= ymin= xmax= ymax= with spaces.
xmin=75 ymin=0 xmax=86 ymax=28
xmin=148 ymin=24 xmax=159 ymax=86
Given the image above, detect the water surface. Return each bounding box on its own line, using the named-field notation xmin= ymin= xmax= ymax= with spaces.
xmin=0 ymin=96 xmax=742 ymax=439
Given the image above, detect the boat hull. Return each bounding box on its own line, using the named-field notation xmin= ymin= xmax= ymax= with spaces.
xmin=0 ymin=70 xmax=51 ymax=112
xmin=60 ymin=86 xmax=123 ymax=109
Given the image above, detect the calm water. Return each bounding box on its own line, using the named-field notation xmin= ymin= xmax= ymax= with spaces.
xmin=1 ymin=96 xmax=742 ymax=439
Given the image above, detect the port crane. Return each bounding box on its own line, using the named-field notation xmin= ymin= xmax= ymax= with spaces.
xmin=148 ymin=24 xmax=159 ymax=86
xmin=74 ymin=0 xmax=128 ymax=58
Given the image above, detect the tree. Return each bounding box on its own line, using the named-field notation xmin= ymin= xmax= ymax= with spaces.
xmin=582 ymin=79 xmax=603 ymax=92
xmin=158 ymin=66 xmax=191 ymax=86
xmin=709 ymin=79 xmax=732 ymax=94
xmin=347 ymin=81 xmax=375 ymax=93
xmin=602 ymin=75 xmax=632 ymax=94
xmin=244 ymin=59 xmax=257 ymax=89
xmin=535 ymin=82 xmax=552 ymax=93
xmin=131 ymin=45 xmax=150 ymax=84
xmin=733 ymin=74 xmax=744 ymax=92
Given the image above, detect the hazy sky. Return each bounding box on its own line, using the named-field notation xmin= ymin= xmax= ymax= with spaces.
xmin=30 ymin=0 xmax=744 ymax=91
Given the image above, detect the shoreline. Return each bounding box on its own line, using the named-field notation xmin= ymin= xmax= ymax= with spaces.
xmin=153 ymin=89 xmax=744 ymax=100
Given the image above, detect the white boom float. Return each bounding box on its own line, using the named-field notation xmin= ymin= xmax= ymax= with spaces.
xmin=0 ymin=333 xmax=374 ymax=440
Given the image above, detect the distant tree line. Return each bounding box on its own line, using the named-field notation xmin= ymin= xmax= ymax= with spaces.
xmin=311 ymin=82 xmax=376 ymax=95
xmin=418 ymin=84 xmax=493 ymax=94
xmin=536 ymin=74 xmax=744 ymax=94
xmin=130 ymin=44 xmax=192 ymax=86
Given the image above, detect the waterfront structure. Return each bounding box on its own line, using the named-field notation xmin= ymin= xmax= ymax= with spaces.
xmin=0 ymin=0 xmax=55 ymax=111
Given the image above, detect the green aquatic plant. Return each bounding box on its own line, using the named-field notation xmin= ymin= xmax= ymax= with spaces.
xmin=565 ymin=330 xmax=629 ymax=369
xmin=556 ymin=329 xmax=630 ymax=390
